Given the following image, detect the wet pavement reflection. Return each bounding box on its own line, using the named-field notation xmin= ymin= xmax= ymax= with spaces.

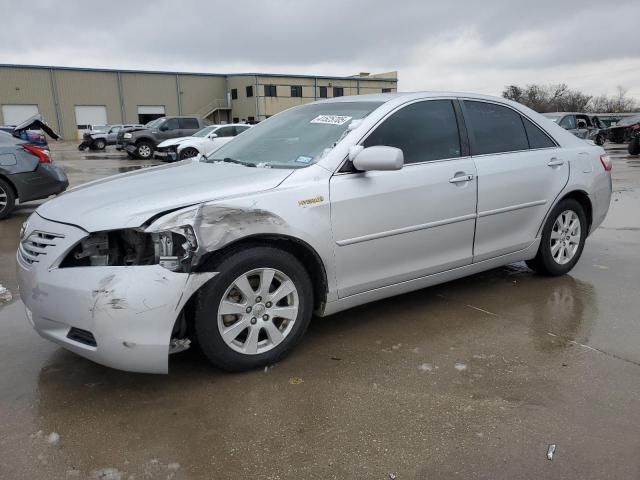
xmin=1 ymin=143 xmax=639 ymax=479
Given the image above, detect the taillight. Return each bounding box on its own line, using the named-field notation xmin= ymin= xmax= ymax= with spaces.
xmin=22 ymin=144 xmax=51 ymax=163
xmin=599 ymin=154 xmax=612 ymax=172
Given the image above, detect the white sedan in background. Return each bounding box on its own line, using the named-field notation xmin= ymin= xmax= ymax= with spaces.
xmin=155 ymin=124 xmax=252 ymax=161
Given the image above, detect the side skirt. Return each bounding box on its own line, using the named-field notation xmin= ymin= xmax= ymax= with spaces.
xmin=319 ymin=239 xmax=540 ymax=317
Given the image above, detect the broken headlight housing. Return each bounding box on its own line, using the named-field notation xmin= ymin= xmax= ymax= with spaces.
xmin=60 ymin=226 xmax=197 ymax=272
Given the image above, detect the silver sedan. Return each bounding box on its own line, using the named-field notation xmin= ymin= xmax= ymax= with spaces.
xmin=17 ymin=92 xmax=612 ymax=373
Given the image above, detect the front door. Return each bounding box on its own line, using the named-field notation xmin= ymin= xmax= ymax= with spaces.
xmin=461 ymin=100 xmax=570 ymax=262
xmin=330 ymin=99 xmax=478 ymax=298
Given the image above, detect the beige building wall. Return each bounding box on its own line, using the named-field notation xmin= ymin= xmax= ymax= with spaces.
xmin=0 ymin=66 xmax=398 ymax=137
xmin=120 ymin=72 xmax=179 ymax=122
xmin=0 ymin=67 xmax=58 ymax=134
xmin=178 ymin=74 xmax=227 ymax=117
xmin=54 ymin=69 xmax=122 ymax=138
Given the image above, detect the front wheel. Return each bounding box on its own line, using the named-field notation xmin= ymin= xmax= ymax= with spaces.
xmin=595 ymin=134 xmax=605 ymax=146
xmin=135 ymin=141 xmax=153 ymax=159
xmin=179 ymin=147 xmax=199 ymax=160
xmin=194 ymin=246 xmax=314 ymax=371
xmin=93 ymin=138 xmax=106 ymax=150
xmin=526 ymin=199 xmax=587 ymax=276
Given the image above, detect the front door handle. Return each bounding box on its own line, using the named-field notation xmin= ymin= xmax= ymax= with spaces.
xmin=547 ymin=158 xmax=564 ymax=167
xmin=449 ymin=173 xmax=474 ymax=184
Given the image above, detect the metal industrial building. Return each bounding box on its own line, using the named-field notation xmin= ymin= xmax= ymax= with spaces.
xmin=0 ymin=64 xmax=398 ymax=139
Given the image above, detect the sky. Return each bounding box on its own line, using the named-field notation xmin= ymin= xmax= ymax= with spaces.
xmin=1 ymin=0 xmax=639 ymax=99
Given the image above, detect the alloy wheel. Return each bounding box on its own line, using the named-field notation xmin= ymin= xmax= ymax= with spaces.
xmin=550 ymin=210 xmax=581 ymax=265
xmin=138 ymin=145 xmax=152 ymax=158
xmin=217 ymin=268 xmax=299 ymax=355
xmin=0 ymin=185 xmax=7 ymax=210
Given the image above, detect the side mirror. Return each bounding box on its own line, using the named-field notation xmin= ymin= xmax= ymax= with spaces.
xmin=159 ymin=124 xmax=169 ymax=131
xmin=350 ymin=145 xmax=403 ymax=171
xmin=209 ymin=133 xmax=218 ymax=138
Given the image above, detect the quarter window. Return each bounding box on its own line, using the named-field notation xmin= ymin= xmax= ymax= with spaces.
xmin=522 ymin=117 xmax=556 ymax=149
xmin=463 ymin=100 xmax=529 ymax=155
xmin=363 ymin=100 xmax=461 ymax=164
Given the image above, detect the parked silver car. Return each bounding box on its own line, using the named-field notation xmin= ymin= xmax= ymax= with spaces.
xmin=16 ymin=92 xmax=612 ymax=373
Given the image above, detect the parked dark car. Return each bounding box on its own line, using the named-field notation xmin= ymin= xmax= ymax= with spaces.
xmin=115 ymin=116 xmax=207 ymax=159
xmin=608 ymin=115 xmax=640 ymax=144
xmin=0 ymin=131 xmax=68 ymax=219
xmin=0 ymin=114 xmax=60 ymax=149
xmin=543 ymin=112 xmax=607 ymax=145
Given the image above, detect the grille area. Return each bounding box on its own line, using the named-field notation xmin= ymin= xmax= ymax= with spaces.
xmin=66 ymin=327 xmax=97 ymax=347
xmin=18 ymin=231 xmax=64 ymax=265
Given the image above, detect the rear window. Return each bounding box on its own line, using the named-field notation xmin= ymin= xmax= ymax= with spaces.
xmin=464 ymin=101 xmax=529 ymax=155
xmin=181 ymin=118 xmax=200 ymax=129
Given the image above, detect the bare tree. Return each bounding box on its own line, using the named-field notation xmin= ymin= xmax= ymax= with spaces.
xmin=502 ymin=83 xmax=638 ymax=113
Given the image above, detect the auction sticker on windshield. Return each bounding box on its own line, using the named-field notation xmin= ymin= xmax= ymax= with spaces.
xmin=310 ymin=115 xmax=352 ymax=125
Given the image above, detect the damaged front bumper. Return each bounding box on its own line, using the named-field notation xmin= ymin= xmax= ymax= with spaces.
xmin=16 ymin=213 xmax=215 ymax=374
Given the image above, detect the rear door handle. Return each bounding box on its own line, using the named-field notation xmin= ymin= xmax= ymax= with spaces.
xmin=449 ymin=173 xmax=474 ymax=184
xmin=547 ymin=158 xmax=564 ymax=167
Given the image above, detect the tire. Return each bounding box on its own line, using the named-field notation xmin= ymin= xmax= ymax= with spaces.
xmin=78 ymin=144 xmax=86 ymax=151
xmin=0 ymin=178 xmax=16 ymax=220
xmin=628 ymin=137 xmax=640 ymax=156
xmin=135 ymin=141 xmax=153 ymax=159
xmin=595 ymin=134 xmax=605 ymax=146
xmin=179 ymin=147 xmax=199 ymax=160
xmin=194 ymin=246 xmax=314 ymax=372
xmin=526 ymin=198 xmax=587 ymax=276
xmin=93 ymin=138 xmax=106 ymax=150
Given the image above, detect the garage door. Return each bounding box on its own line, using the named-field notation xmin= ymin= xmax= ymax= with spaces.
xmin=74 ymin=105 xmax=108 ymax=139
xmin=2 ymin=105 xmax=39 ymax=126
xmin=137 ymin=105 xmax=165 ymax=124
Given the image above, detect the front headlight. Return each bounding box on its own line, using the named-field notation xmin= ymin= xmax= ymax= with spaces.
xmin=60 ymin=226 xmax=198 ymax=272
xmin=123 ymin=133 xmax=132 ymax=139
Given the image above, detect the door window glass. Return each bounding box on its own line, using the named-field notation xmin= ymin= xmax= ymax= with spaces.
xmin=559 ymin=115 xmax=576 ymax=130
xmin=363 ymin=100 xmax=461 ymax=164
xmin=464 ymin=100 xmax=529 ymax=154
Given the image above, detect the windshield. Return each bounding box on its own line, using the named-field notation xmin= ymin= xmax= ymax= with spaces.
xmin=205 ymin=102 xmax=382 ymax=168
xmin=192 ymin=126 xmax=217 ymax=137
xmin=145 ymin=118 xmax=165 ymax=129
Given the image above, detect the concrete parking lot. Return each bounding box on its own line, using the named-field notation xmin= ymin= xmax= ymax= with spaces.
xmin=1 ymin=142 xmax=639 ymax=479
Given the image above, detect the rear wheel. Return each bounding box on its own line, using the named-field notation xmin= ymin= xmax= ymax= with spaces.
xmin=135 ymin=141 xmax=153 ymax=159
xmin=628 ymin=137 xmax=640 ymax=156
xmin=194 ymin=246 xmax=313 ymax=371
xmin=526 ymin=199 xmax=587 ymax=276
xmin=180 ymin=147 xmax=199 ymax=160
xmin=595 ymin=133 xmax=605 ymax=146
xmin=0 ymin=178 xmax=16 ymax=220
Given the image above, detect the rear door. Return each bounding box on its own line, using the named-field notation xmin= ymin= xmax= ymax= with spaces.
xmin=330 ymin=99 xmax=478 ymax=297
xmin=462 ymin=99 xmax=568 ymax=262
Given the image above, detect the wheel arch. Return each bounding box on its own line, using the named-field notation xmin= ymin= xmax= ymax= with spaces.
xmin=560 ymin=190 xmax=593 ymax=234
xmin=193 ymin=233 xmax=329 ymax=312
xmin=134 ymin=136 xmax=155 ymax=146
xmin=0 ymin=173 xmax=19 ymax=200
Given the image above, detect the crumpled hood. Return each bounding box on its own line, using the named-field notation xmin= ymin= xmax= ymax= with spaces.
xmin=36 ymin=160 xmax=293 ymax=232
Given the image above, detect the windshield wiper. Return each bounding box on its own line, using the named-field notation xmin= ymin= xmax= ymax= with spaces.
xmin=213 ymin=157 xmax=256 ymax=167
